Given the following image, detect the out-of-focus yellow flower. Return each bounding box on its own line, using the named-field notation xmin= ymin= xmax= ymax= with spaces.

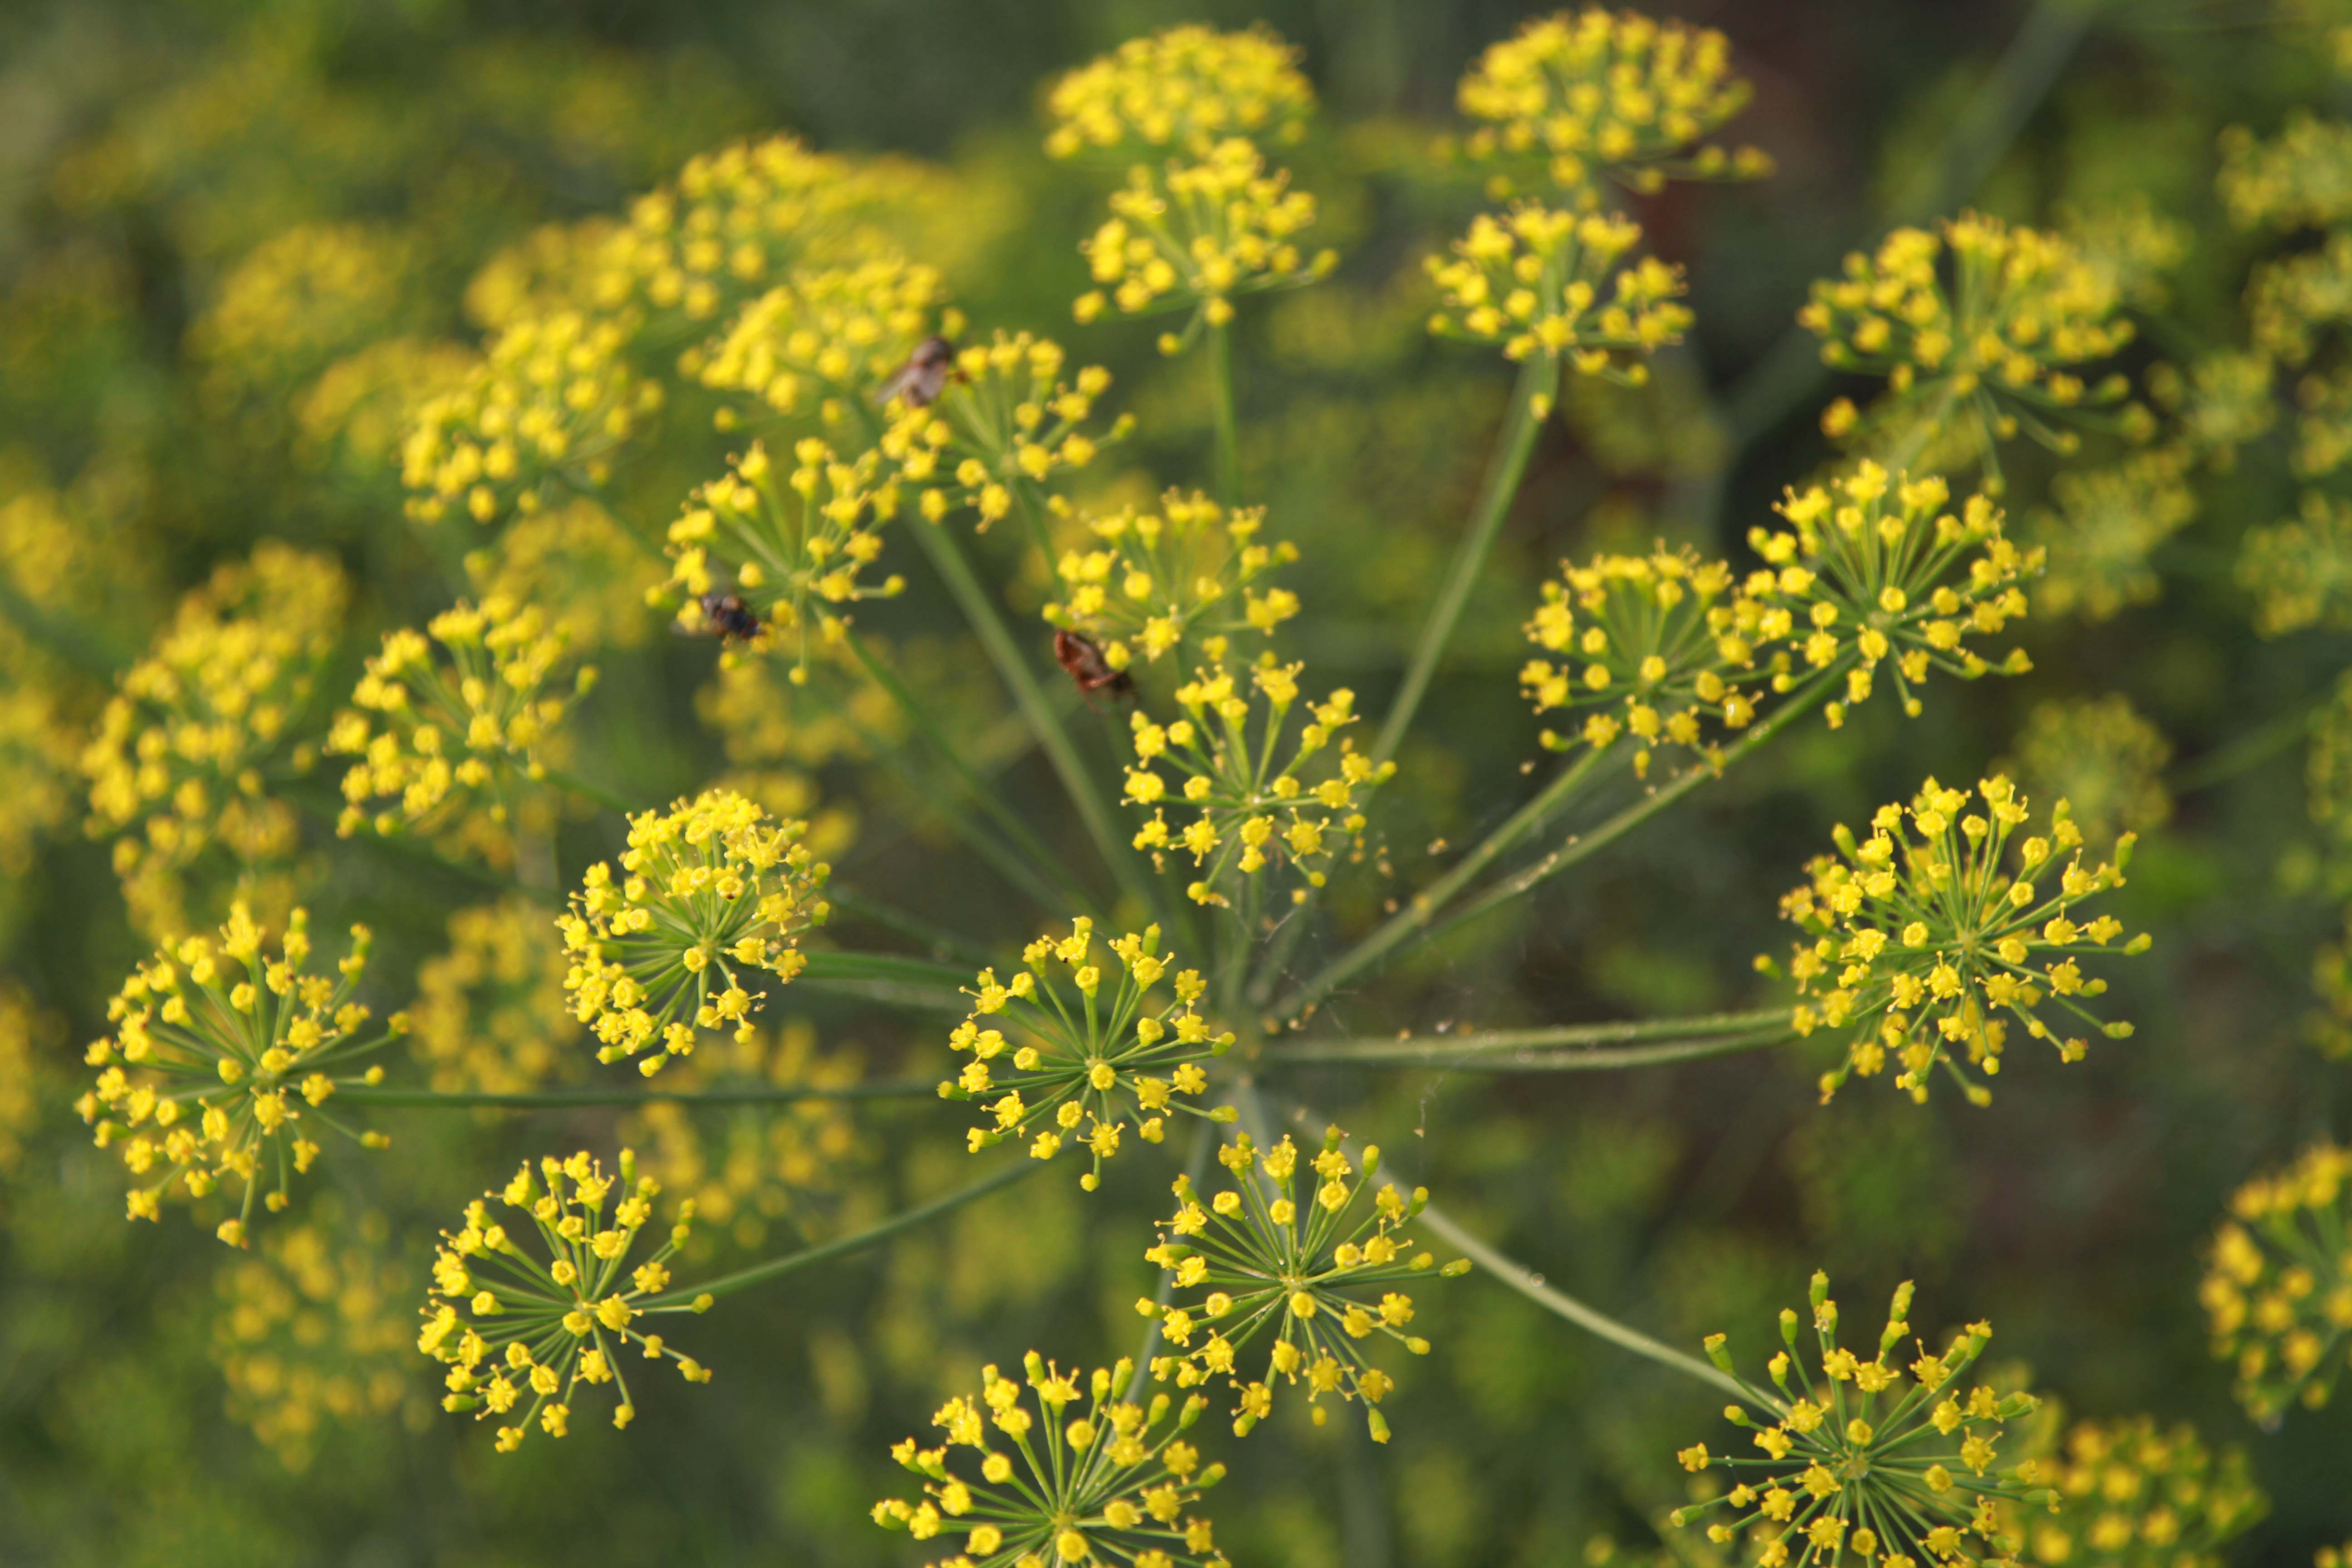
xmin=1045 ymin=24 xmax=1312 ymax=161
xmin=2013 ymin=1414 xmax=2265 ymax=1568
xmin=1044 ymin=489 xmax=1299 ymax=670
xmin=691 ymin=255 xmax=958 ymax=420
xmin=2238 ymin=490 xmax=2352 ymax=636
xmin=878 ymin=332 xmax=1129 ymax=529
xmin=2029 ymin=448 xmax=2197 ymax=622
xmin=2200 ymin=1142 xmax=2352 ymax=1422
xmin=409 ymin=898 xmax=584 ymax=1098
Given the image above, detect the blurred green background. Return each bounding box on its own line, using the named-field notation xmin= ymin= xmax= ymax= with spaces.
xmin=0 ymin=0 xmax=2347 ymax=1563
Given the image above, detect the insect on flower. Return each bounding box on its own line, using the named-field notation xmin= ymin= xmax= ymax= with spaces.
xmin=875 ymin=334 xmax=961 ymax=410
xmin=672 ymin=589 xmax=765 ymax=647
xmin=1055 ymin=628 xmax=1137 ymax=704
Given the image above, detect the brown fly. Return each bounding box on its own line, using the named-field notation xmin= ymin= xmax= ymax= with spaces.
xmin=875 ymin=335 xmax=961 ymax=410
xmin=676 ymin=589 xmax=764 ymax=644
xmin=1054 ymin=629 xmax=1136 ymax=704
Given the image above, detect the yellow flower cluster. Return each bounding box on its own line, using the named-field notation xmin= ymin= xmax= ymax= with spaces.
xmin=1455 ymin=8 xmax=1769 ymax=197
xmin=1074 ymin=138 xmax=1337 ymax=351
xmin=2200 ymin=1141 xmax=2352 ymax=1423
xmin=2014 ymin=1415 xmax=2266 ymax=1568
xmin=188 ymin=221 xmax=420 ymax=416
xmin=0 ymin=983 xmax=54 ymax=1176
xmin=874 ymin=1351 xmax=1231 ymax=1568
xmin=400 ymin=310 xmax=663 ymax=526
xmin=1746 ymin=465 xmax=2036 ymax=728
xmin=463 ymin=496 xmax=666 ymax=652
xmin=1124 ymin=654 xmax=1395 ymax=906
xmin=622 ymin=1021 xmax=866 ymax=1250
xmin=408 ymin=898 xmax=583 ymax=1097
xmin=327 ymin=597 xmax=590 ymax=852
xmin=212 ymin=1205 xmax=419 ymax=1470
xmin=2247 ymin=231 xmax=2352 ymax=366
xmin=559 ymin=789 xmax=831 ymax=1076
xmin=1043 ymin=490 xmax=1301 ymax=669
xmin=293 ymin=336 xmax=477 ymax=484
xmin=2217 ymin=114 xmax=2352 ymax=231
xmin=77 ymin=903 xmax=402 ymax=1244
xmin=1044 ymin=24 xmax=1312 ymax=160
xmin=1672 ymin=1274 xmax=2052 ymax=1568
xmin=419 ymin=1148 xmax=713 ymax=1451
xmin=1142 ymin=1128 xmax=1466 ymax=1442
xmin=689 ymin=255 xmax=956 ymax=419
xmin=1426 ymin=206 xmax=1691 ymax=393
xmin=942 ymin=919 xmax=1236 ymax=1190
xmin=879 ymin=332 xmax=1127 ymax=528
xmin=1803 ymin=215 xmax=2137 ymax=476
xmin=2236 ymin=490 xmax=2352 ymax=636
xmin=1519 ymin=545 xmax=1777 ymax=775
xmin=2029 ymin=447 xmax=2197 ymax=622
xmin=2006 ymin=695 xmax=2172 ymax=849
xmin=2161 ymin=350 xmax=2278 ymax=464
xmin=662 ymin=440 xmax=906 ymax=677
xmin=1774 ymin=775 xmax=2148 ymax=1106
xmin=2311 ymin=903 xmax=2352 ymax=1060
xmin=80 ymin=543 xmax=348 ymax=938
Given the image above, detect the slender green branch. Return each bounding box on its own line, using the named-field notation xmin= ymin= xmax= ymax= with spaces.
xmin=1371 ymin=353 xmax=1553 ymax=766
xmin=828 ymin=886 xmax=997 ymax=966
xmin=1266 ymin=1026 xmax=1796 ymax=1074
xmin=795 ymin=949 xmax=978 ymax=1013
xmin=906 ymin=511 xmax=1158 ymax=918
xmin=1206 ymin=321 xmax=1243 ymax=506
xmin=1415 ymin=1202 xmax=1754 ymax=1405
xmin=1266 ymin=745 xmax=1613 ymax=1024
xmin=338 ymin=1080 xmax=939 ymax=1109
xmin=1421 ymin=662 xmax=1849 ymax=947
xmin=645 ymin=1159 xmax=1043 ymax=1306
xmin=842 ymin=627 xmax=1097 ymax=911
xmin=1264 ymin=1007 xmax=1788 ymax=1063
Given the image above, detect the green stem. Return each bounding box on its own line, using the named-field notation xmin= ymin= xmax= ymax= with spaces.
xmin=1371 ymin=353 xmax=1553 ymax=766
xmin=539 ymin=764 xmax=635 ymax=815
xmin=1265 ymin=1026 xmax=1796 ymax=1073
xmin=794 ymin=949 xmax=978 ymax=1013
xmin=2172 ymin=688 xmax=2328 ymax=796
xmin=1267 ymin=745 xmax=1613 ymax=1025
xmin=1207 ymin=320 xmax=1242 ymax=506
xmin=842 ymin=627 xmax=1096 ymax=911
xmin=646 ymin=1159 xmax=1043 ymax=1306
xmin=338 ymin=1081 xmax=938 ymax=1109
xmin=828 ymin=886 xmax=996 ymax=966
xmin=1264 ymin=1007 xmax=1788 ymax=1062
xmin=906 ymin=511 xmax=1157 ymax=919
xmin=1415 ymin=1202 xmax=1753 ymax=1404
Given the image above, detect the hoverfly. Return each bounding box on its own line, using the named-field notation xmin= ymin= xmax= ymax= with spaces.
xmin=676 ymin=588 xmax=764 ymax=644
xmin=1054 ymin=628 xmax=1136 ymax=704
xmin=875 ymin=335 xmax=961 ymax=410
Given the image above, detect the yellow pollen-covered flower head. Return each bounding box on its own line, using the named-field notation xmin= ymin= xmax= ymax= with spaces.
xmin=1123 ymin=650 xmax=1396 ymax=908
xmin=2004 ymin=1413 xmax=2265 ymax=1568
xmin=877 ymin=330 xmax=1130 ymax=530
xmin=1519 ymin=543 xmax=1778 ymax=775
xmin=1672 ymin=1272 xmax=2053 ymax=1568
xmin=1771 ymin=774 xmax=2148 ymax=1107
xmin=327 ymin=596 xmax=592 ymax=861
xmin=559 ymin=789 xmax=831 ymax=1076
xmin=2199 ymin=1141 xmax=2352 ymax=1424
xmin=873 ymin=1351 xmax=1229 ymax=1567
xmin=1044 ymin=489 xmax=1301 ymax=670
xmin=1142 ymin=1125 xmax=1466 ymax=1443
xmin=420 ymin=1147 xmax=713 ymax=1451
xmin=75 ymin=902 xmax=402 ymax=1242
xmin=1045 ymin=24 xmax=1313 ymax=161
xmin=1427 ymin=205 xmax=1692 ymax=398
xmin=1454 ymin=8 xmax=1770 ymax=200
xmin=944 ymin=918 xmax=1236 ymax=1189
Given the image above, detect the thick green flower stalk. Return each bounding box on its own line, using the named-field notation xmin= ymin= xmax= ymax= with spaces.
xmin=1426 ymin=206 xmax=1692 ymax=403
xmin=1518 ymin=544 xmax=1778 ymax=774
xmin=1805 ymin=215 xmax=2140 ymax=477
xmin=77 ymin=903 xmax=402 ymax=1245
xmin=2013 ymin=1415 xmax=2265 ymax=1568
xmin=691 ymin=255 xmax=958 ymax=421
xmin=1746 ymin=465 xmax=2037 ymax=729
xmin=1139 ymin=1127 xmax=1468 ymax=1442
xmin=328 ymin=596 xmax=593 ymax=852
xmin=559 ymin=789 xmax=831 ymax=1076
xmin=1771 ymin=774 xmax=2146 ymax=1106
xmin=1672 ymin=1273 xmax=2054 ymax=1568
xmin=1073 ymin=137 xmax=1337 ymax=352
xmin=418 ymin=1148 xmax=713 ymax=1450
xmin=1043 ymin=490 xmax=1300 ymax=671
xmin=941 ymin=919 xmax=1238 ymax=1190
xmin=662 ymin=439 xmax=907 ymax=678
xmin=1123 ymin=655 xmax=1394 ymax=907
xmin=400 ymin=309 xmax=663 ymax=526
xmin=79 ymin=543 xmax=348 ymax=938
xmin=2200 ymin=1141 xmax=2352 ymax=1422
xmin=1044 ymin=24 xmax=1311 ymax=161
xmin=873 ymin=1352 xmax=1231 ymax=1568
xmin=877 ymin=332 xmax=1127 ymax=528
xmin=1453 ymin=8 xmax=1769 ymax=198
